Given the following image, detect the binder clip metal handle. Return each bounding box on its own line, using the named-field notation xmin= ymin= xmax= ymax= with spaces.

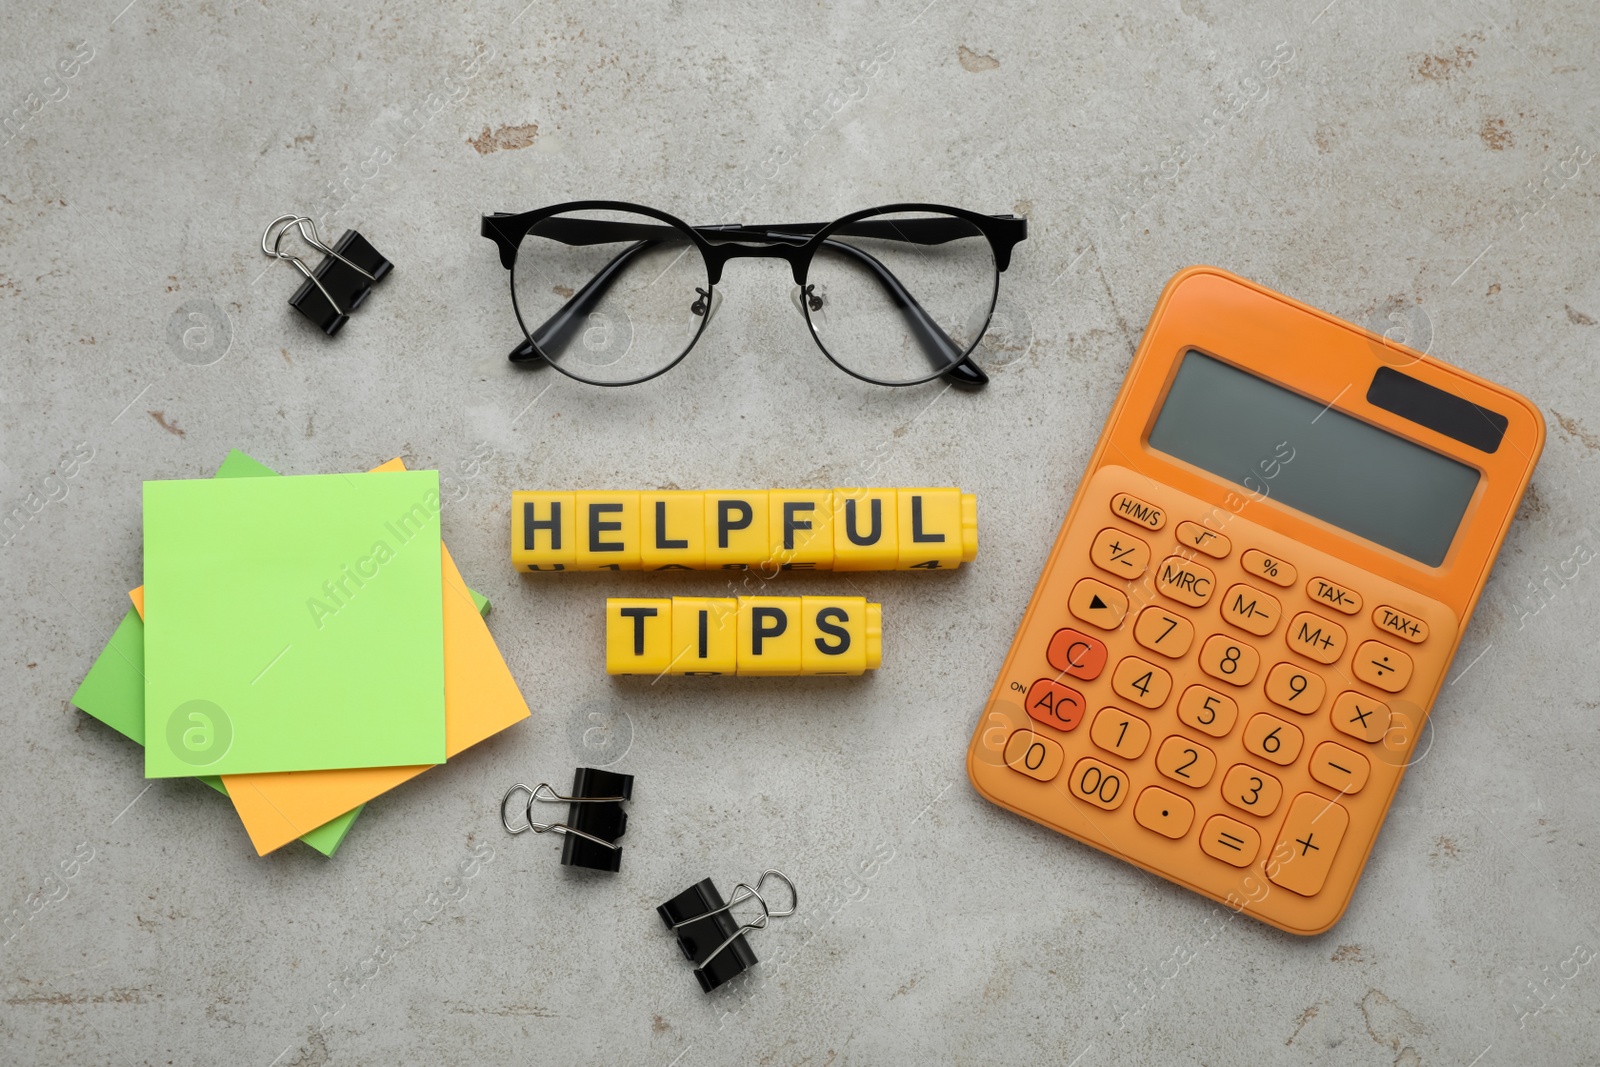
xmin=499 ymin=768 xmax=633 ymax=872
xmin=658 ymin=869 xmax=797 ymax=993
xmin=500 ymin=781 xmax=625 ymax=849
xmin=669 ymin=869 xmax=797 ymax=980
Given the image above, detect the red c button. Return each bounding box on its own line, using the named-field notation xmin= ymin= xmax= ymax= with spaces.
xmin=1047 ymin=628 xmax=1108 ymax=680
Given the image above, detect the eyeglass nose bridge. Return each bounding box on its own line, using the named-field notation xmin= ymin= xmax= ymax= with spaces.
xmin=700 ymin=240 xmax=811 ymax=287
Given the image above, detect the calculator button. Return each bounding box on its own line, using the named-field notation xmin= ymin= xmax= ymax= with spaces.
xmin=1222 ymin=764 xmax=1282 ymax=817
xmin=1306 ymin=576 xmax=1362 ymax=616
xmin=1133 ymin=606 xmax=1195 ymax=659
xmin=1243 ymin=713 xmax=1304 ymax=766
xmin=1267 ymin=793 xmax=1350 ymax=897
xmin=1004 ymin=730 xmax=1064 ymax=781
xmin=1198 ymin=634 xmax=1260 ymax=686
xmin=1219 ymin=582 xmax=1281 ymax=636
xmin=1111 ymin=656 xmax=1173 ymax=709
xmin=1046 ymin=628 xmax=1108 ymax=680
xmin=1090 ymin=707 xmax=1151 ymax=759
xmin=1089 ymin=528 xmax=1150 ymax=579
xmin=1068 ymin=757 xmax=1129 ymax=811
xmin=1069 ymin=578 xmax=1128 ymax=631
xmin=1156 ymin=736 xmax=1217 ymax=788
xmin=1353 ymin=640 xmax=1413 ymax=692
xmin=1110 ymin=492 xmax=1165 ymax=531
xmin=1025 ymin=678 xmax=1087 ymax=732
xmin=1373 ymin=604 xmax=1429 ymax=644
xmin=1264 ymin=662 xmax=1326 ymax=714
xmin=1241 ymin=549 xmax=1295 ymax=587
xmin=1309 ymin=741 xmax=1370 ymax=794
xmin=1286 ymin=611 xmax=1346 ymax=665
xmin=1155 ymin=555 xmax=1216 ymax=607
xmin=1175 ymin=521 xmax=1230 ymax=559
xmin=1331 ymin=691 xmax=1390 ymax=744
xmin=1176 ymin=684 xmax=1238 ymax=738
xmin=1201 ymin=815 xmax=1261 ymax=867
xmin=1134 ymin=787 xmax=1195 ymax=839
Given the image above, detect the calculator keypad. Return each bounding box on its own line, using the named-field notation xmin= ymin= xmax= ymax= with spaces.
xmin=974 ymin=466 xmax=1456 ymax=934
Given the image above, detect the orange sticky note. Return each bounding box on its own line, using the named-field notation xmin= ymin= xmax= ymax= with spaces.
xmin=134 ymin=458 xmax=530 ymax=854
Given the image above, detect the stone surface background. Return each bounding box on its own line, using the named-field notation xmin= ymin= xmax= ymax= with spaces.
xmin=2 ymin=1 xmax=1597 ymax=1064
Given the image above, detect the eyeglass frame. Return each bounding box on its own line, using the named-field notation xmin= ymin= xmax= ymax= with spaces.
xmin=480 ymin=200 xmax=1028 ymax=388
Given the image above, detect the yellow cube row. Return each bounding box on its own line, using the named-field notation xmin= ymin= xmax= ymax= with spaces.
xmin=512 ymin=488 xmax=977 ymax=572
xmin=606 ymin=596 xmax=882 ymax=677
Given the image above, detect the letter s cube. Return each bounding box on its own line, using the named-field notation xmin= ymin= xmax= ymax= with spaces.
xmin=800 ymin=596 xmax=881 ymax=675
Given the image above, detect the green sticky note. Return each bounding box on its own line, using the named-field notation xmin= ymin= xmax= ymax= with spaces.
xmin=71 ymin=609 xmax=362 ymax=856
xmin=142 ymin=470 xmax=447 ymax=777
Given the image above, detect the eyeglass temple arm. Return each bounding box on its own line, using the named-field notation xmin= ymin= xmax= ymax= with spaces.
xmin=508 ymin=239 xmax=659 ymax=363
xmin=800 ymin=237 xmax=985 ymax=387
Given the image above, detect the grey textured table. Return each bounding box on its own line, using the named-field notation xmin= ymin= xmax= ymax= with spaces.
xmin=3 ymin=2 xmax=1598 ymax=1064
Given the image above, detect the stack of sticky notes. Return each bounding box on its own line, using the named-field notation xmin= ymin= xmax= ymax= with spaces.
xmin=71 ymin=450 xmax=530 ymax=856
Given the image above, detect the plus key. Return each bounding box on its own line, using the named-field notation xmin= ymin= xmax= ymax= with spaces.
xmin=1267 ymin=793 xmax=1350 ymax=897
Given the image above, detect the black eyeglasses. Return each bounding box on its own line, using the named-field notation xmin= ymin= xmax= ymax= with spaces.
xmin=481 ymin=201 xmax=1027 ymax=388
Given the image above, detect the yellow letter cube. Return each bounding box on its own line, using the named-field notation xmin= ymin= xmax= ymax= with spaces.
xmin=605 ymin=598 xmax=672 ymax=674
xmin=800 ymin=596 xmax=876 ymax=674
xmin=512 ymin=491 xmax=576 ymax=571
xmin=832 ymin=488 xmax=899 ymax=570
xmin=641 ymin=491 xmax=706 ymax=570
xmin=669 ymin=597 xmax=739 ymax=675
xmin=704 ymin=492 xmax=769 ymax=569
xmin=767 ymin=490 xmax=834 ymax=570
xmin=736 ymin=596 xmax=802 ymax=676
xmin=575 ymin=491 xmax=641 ymax=570
xmin=895 ymin=489 xmax=978 ymax=570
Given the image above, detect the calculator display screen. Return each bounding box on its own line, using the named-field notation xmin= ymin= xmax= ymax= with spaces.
xmin=1147 ymin=350 xmax=1480 ymax=566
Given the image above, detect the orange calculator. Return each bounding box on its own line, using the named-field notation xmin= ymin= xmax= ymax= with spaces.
xmin=967 ymin=267 xmax=1544 ymax=934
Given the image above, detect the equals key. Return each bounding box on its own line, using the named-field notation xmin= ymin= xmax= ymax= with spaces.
xmin=1202 ymin=816 xmax=1260 ymax=868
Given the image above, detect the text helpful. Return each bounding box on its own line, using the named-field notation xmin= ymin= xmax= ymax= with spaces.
xmin=606 ymin=596 xmax=882 ymax=677
xmin=513 ymin=488 xmax=977 ymax=572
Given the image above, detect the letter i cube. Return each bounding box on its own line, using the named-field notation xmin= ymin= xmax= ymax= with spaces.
xmin=669 ymin=597 xmax=738 ymax=675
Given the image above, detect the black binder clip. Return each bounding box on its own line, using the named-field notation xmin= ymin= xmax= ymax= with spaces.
xmin=499 ymin=768 xmax=633 ymax=872
xmin=658 ymin=869 xmax=797 ymax=993
xmin=261 ymin=214 xmax=392 ymax=336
